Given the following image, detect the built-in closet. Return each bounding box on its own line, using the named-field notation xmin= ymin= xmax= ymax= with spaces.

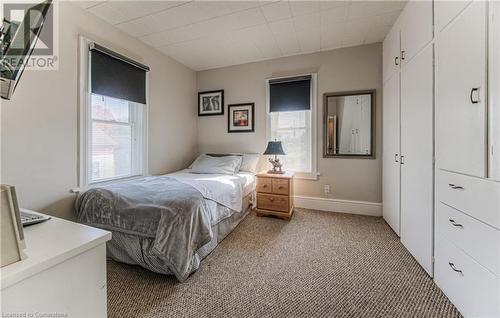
xmin=434 ymin=1 xmax=499 ymax=316
xmin=383 ymin=1 xmax=500 ymax=317
xmin=382 ymin=0 xmax=434 ymax=276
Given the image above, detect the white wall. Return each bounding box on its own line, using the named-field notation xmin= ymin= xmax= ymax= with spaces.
xmin=197 ymin=43 xmax=382 ymax=203
xmin=0 ymin=2 xmax=197 ymax=220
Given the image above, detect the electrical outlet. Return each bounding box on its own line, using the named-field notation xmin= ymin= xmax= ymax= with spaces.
xmin=324 ymin=185 xmax=330 ymax=194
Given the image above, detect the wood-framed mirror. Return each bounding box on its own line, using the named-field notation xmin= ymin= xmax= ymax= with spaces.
xmin=323 ymin=90 xmax=375 ymax=158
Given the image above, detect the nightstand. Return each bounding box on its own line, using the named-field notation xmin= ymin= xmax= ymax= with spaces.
xmin=255 ymin=171 xmax=294 ymax=220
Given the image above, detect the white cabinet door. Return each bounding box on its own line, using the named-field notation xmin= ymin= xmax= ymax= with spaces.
xmin=3 ymin=245 xmax=107 ymax=317
xmin=383 ymin=25 xmax=400 ymax=84
xmin=489 ymin=1 xmax=500 ymax=181
xmin=400 ymin=45 xmax=434 ymax=276
xmin=435 ymin=0 xmax=473 ymax=33
xmin=436 ymin=1 xmax=487 ymax=177
xmin=400 ymin=0 xmax=433 ymax=64
xmin=383 ymin=73 xmax=400 ymax=236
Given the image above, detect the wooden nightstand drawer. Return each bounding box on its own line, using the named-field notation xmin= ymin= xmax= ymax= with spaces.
xmin=257 ymin=178 xmax=272 ymax=193
xmin=272 ymin=179 xmax=289 ymax=195
xmin=257 ymin=194 xmax=289 ymax=212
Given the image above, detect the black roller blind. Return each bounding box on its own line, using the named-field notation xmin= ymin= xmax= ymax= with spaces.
xmin=269 ymin=75 xmax=311 ymax=112
xmin=90 ymin=44 xmax=149 ymax=104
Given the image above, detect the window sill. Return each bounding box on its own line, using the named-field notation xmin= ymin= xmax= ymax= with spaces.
xmin=293 ymin=172 xmax=320 ymax=181
xmin=90 ymin=174 xmax=145 ymax=185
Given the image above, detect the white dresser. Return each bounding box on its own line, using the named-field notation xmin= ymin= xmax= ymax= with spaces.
xmin=434 ymin=171 xmax=500 ymax=317
xmin=1 ymin=210 xmax=111 ymax=317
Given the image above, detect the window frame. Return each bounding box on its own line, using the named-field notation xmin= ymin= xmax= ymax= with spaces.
xmin=266 ymin=73 xmax=319 ymax=180
xmin=78 ymin=36 xmax=148 ymax=188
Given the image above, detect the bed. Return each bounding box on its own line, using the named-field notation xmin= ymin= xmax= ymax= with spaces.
xmin=75 ymin=166 xmax=256 ymax=282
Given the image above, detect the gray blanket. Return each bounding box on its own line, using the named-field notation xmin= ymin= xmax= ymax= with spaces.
xmin=75 ymin=176 xmax=212 ymax=281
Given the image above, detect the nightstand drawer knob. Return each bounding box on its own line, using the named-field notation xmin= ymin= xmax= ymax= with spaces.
xmin=279 ymin=186 xmax=284 ymax=189
xmin=263 ymin=185 xmax=268 ymax=188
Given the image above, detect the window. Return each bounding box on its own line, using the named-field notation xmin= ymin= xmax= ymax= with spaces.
xmin=269 ymin=111 xmax=312 ymax=173
xmin=79 ymin=37 xmax=148 ymax=187
xmin=267 ymin=74 xmax=317 ymax=179
xmin=88 ymin=94 xmax=145 ymax=183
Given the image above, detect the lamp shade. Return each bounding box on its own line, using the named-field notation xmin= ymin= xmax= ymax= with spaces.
xmin=263 ymin=141 xmax=286 ymax=155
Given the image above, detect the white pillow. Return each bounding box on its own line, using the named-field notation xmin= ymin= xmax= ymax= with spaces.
xmin=191 ymin=154 xmax=242 ymax=175
xmin=190 ymin=153 xmax=260 ymax=173
xmin=239 ymin=153 xmax=260 ymax=173
xmin=188 ymin=153 xmax=240 ymax=168
xmin=206 ymin=153 xmax=260 ymax=173
xmin=189 ymin=154 xmax=204 ymax=168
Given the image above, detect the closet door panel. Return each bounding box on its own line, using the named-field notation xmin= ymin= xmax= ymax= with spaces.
xmin=382 ymin=73 xmax=400 ymax=236
xmin=383 ymin=26 xmax=400 ymax=83
xmin=435 ymin=0 xmax=473 ymax=33
xmin=400 ymin=46 xmax=434 ymax=276
xmin=400 ymin=0 xmax=433 ymax=63
xmin=489 ymin=1 xmax=500 ymax=180
xmin=436 ymin=1 xmax=487 ymax=177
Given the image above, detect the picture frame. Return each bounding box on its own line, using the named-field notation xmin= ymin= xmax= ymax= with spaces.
xmin=198 ymin=90 xmax=224 ymax=116
xmin=228 ymin=103 xmax=255 ymax=133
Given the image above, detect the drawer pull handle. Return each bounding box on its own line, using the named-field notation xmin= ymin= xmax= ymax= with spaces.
xmin=448 ymin=262 xmax=463 ymax=275
xmin=263 ymin=185 xmax=268 ymax=188
xmin=448 ymin=183 xmax=464 ymax=190
xmin=279 ymin=186 xmax=284 ymax=189
xmin=269 ymin=198 xmax=275 ymax=202
xmin=448 ymin=219 xmax=464 ymax=228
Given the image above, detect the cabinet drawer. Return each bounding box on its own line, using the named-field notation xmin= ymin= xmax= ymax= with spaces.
xmin=437 ymin=170 xmax=500 ymax=229
xmin=437 ymin=203 xmax=500 ymax=276
xmin=257 ymin=178 xmax=272 ymax=193
xmin=257 ymin=194 xmax=289 ymax=212
xmin=272 ymin=179 xmax=289 ymax=195
xmin=435 ymin=234 xmax=500 ymax=318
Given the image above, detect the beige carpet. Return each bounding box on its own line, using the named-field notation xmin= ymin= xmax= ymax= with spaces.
xmin=107 ymin=209 xmax=461 ymax=318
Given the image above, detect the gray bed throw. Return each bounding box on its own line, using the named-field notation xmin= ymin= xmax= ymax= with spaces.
xmin=75 ymin=176 xmax=212 ymax=282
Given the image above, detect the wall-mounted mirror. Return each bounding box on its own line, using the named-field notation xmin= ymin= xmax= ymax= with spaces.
xmin=323 ymin=90 xmax=375 ymax=158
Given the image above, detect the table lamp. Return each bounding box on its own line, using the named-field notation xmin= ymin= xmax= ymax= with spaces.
xmin=263 ymin=140 xmax=286 ymax=174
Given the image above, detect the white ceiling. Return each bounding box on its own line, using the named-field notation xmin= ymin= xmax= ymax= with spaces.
xmin=76 ymin=1 xmax=406 ymax=71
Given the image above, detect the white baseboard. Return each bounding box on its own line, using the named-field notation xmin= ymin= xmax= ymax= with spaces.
xmin=294 ymin=196 xmax=382 ymax=217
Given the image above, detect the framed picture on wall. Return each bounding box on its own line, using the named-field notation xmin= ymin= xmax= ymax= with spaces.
xmin=228 ymin=103 xmax=255 ymax=133
xmin=198 ymin=90 xmax=224 ymax=116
